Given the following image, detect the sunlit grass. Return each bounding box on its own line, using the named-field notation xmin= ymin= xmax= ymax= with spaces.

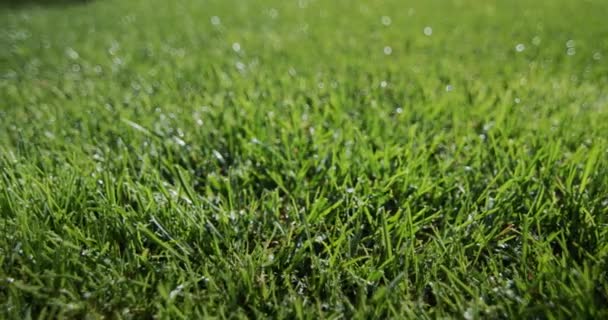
xmin=1 ymin=0 xmax=608 ymax=318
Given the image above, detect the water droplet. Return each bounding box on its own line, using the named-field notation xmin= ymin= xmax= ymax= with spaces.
xmin=514 ymin=97 xmax=521 ymax=104
xmin=380 ymin=80 xmax=388 ymax=88
xmin=593 ymin=52 xmax=602 ymax=60
xmin=395 ymin=107 xmax=403 ymax=114
xmin=212 ymin=150 xmax=225 ymax=163
xmin=232 ymin=42 xmax=241 ymax=52
xmin=463 ymin=308 xmax=474 ymax=320
xmin=169 ymin=284 xmax=184 ymax=300
xmin=235 ymin=61 xmax=245 ymax=70
xmin=268 ymin=8 xmax=279 ymax=19
xmin=566 ymin=40 xmax=575 ymax=48
xmin=383 ymin=46 xmax=392 ymax=55
xmin=210 ymin=16 xmax=221 ymax=25
xmin=381 ymin=16 xmax=392 ymax=26
xmin=567 ymin=47 xmax=576 ymax=56
xmin=346 ymin=188 xmax=355 ymax=193
xmin=423 ymin=26 xmax=433 ymax=36
xmin=65 ymin=47 xmax=79 ymax=60
xmin=446 ymin=85 xmax=454 ymax=92
xmin=515 ymin=43 xmax=525 ymax=52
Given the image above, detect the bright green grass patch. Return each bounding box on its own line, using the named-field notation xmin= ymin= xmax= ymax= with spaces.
xmin=1 ymin=0 xmax=608 ymax=318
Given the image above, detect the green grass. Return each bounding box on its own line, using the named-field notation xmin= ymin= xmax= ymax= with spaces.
xmin=1 ymin=0 xmax=608 ymax=318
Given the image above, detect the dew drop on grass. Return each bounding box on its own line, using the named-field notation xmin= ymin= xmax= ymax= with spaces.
xmin=65 ymin=47 xmax=79 ymax=60
xmin=210 ymin=16 xmax=221 ymax=25
xmin=567 ymin=47 xmax=576 ymax=56
xmin=212 ymin=150 xmax=225 ymax=164
xmin=346 ymin=188 xmax=355 ymax=193
xmin=380 ymin=81 xmax=388 ymax=88
xmin=169 ymin=284 xmax=184 ymax=300
xmin=268 ymin=8 xmax=279 ymax=19
xmin=566 ymin=39 xmax=575 ymax=48
xmin=593 ymin=52 xmax=602 ymax=60
xmin=515 ymin=43 xmax=525 ymax=52
xmin=381 ymin=16 xmax=392 ymax=26
xmin=232 ymin=42 xmax=241 ymax=52
xmin=383 ymin=46 xmax=392 ymax=55
xmin=446 ymin=84 xmax=453 ymax=92
xmin=463 ymin=308 xmax=474 ymax=320
xmin=424 ymin=26 xmax=433 ymax=36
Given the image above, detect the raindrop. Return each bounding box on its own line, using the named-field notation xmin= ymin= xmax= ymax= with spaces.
xmin=395 ymin=107 xmax=403 ymax=114
xmin=381 ymin=16 xmax=392 ymax=26
xmin=383 ymin=46 xmax=392 ymax=55
xmin=346 ymin=188 xmax=355 ymax=194
xmin=380 ymin=81 xmax=388 ymax=88
xmin=235 ymin=61 xmax=245 ymax=71
xmin=515 ymin=43 xmax=525 ymax=52
xmin=514 ymin=98 xmax=521 ymax=104
xmin=446 ymin=85 xmax=454 ymax=92
xmin=423 ymin=26 xmax=433 ymax=36
xmin=210 ymin=16 xmax=221 ymax=25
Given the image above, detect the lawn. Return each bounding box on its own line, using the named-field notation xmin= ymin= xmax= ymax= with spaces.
xmin=1 ymin=0 xmax=608 ymax=318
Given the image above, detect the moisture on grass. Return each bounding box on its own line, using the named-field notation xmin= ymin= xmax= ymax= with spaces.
xmin=1 ymin=0 xmax=608 ymax=318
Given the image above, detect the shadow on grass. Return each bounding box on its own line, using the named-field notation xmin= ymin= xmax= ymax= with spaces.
xmin=1 ymin=0 xmax=94 ymax=9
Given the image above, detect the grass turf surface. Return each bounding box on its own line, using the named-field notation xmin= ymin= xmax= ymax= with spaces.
xmin=1 ymin=0 xmax=608 ymax=318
